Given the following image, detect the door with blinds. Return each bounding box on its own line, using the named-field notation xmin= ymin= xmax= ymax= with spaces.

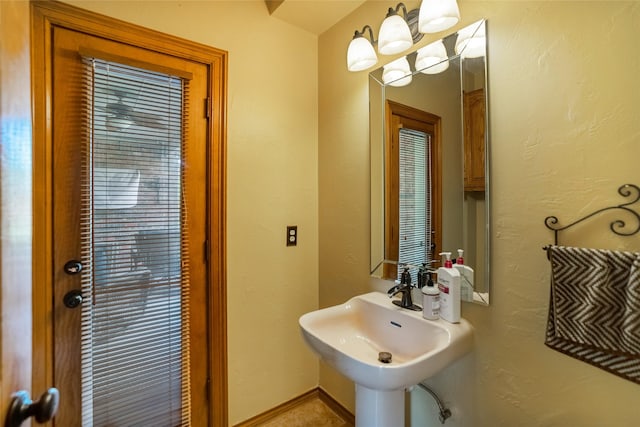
xmin=51 ymin=27 xmax=209 ymax=426
xmin=385 ymin=100 xmax=442 ymax=280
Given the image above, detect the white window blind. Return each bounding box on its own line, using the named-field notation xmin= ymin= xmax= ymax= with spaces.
xmin=398 ymin=128 xmax=432 ymax=281
xmin=80 ymin=57 xmax=190 ymax=426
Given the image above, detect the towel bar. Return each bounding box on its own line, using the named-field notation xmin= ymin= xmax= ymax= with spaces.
xmin=542 ymin=183 xmax=640 ymax=257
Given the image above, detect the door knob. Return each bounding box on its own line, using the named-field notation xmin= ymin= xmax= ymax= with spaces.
xmin=63 ymin=290 xmax=83 ymax=309
xmin=63 ymin=260 xmax=83 ymax=275
xmin=5 ymin=388 xmax=59 ymax=427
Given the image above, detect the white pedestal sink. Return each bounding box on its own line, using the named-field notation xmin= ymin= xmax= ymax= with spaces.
xmin=299 ymin=292 xmax=474 ymax=427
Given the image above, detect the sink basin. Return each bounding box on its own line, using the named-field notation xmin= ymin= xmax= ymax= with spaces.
xmin=299 ymin=291 xmax=474 ymax=427
xmin=299 ymin=291 xmax=473 ymax=390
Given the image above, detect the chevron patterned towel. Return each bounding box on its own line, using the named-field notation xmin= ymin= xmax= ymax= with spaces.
xmin=546 ymin=245 xmax=640 ymax=383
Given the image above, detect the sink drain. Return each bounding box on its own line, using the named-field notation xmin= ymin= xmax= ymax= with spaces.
xmin=378 ymin=352 xmax=392 ymax=364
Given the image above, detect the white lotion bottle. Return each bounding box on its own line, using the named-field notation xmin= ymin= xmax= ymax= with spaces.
xmin=437 ymin=252 xmax=461 ymax=323
xmin=422 ymin=272 xmax=440 ymax=320
xmin=453 ymin=249 xmax=475 ymax=302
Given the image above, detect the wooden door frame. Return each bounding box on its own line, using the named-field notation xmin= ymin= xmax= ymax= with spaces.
xmin=30 ymin=1 xmax=227 ymax=425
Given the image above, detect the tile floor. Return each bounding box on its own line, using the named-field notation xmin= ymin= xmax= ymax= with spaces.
xmin=255 ymin=397 xmax=353 ymax=427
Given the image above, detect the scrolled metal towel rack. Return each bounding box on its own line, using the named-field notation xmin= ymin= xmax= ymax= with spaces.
xmin=543 ymin=183 xmax=640 ymax=253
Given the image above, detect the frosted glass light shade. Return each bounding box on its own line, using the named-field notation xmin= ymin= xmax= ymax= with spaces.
xmin=415 ymin=40 xmax=449 ymax=74
xmin=418 ymin=0 xmax=460 ymax=33
xmin=382 ymin=56 xmax=413 ymax=87
xmin=378 ymin=14 xmax=413 ymax=55
xmin=347 ymin=36 xmax=378 ymax=72
xmin=455 ymin=23 xmax=486 ymax=58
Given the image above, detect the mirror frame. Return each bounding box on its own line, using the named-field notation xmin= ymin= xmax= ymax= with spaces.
xmin=369 ymin=19 xmax=490 ymax=305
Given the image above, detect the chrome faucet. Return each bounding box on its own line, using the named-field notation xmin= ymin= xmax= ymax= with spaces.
xmin=387 ymin=266 xmax=422 ymax=311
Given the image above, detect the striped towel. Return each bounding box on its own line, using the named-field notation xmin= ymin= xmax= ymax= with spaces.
xmin=546 ymin=245 xmax=640 ymax=383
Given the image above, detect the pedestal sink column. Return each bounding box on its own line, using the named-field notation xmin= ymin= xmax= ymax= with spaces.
xmin=355 ymin=384 xmax=405 ymax=427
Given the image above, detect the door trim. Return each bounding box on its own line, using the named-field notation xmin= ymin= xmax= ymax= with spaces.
xmin=30 ymin=1 xmax=228 ymax=425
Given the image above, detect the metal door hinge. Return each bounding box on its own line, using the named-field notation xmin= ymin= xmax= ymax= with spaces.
xmin=205 ymin=97 xmax=211 ymax=119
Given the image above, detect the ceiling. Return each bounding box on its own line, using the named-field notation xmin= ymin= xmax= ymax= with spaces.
xmin=265 ymin=0 xmax=367 ymax=35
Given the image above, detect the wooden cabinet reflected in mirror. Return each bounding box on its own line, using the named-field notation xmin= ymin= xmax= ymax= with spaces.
xmin=463 ymin=88 xmax=485 ymax=192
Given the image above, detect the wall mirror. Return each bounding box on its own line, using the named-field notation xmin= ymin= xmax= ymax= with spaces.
xmin=369 ymin=19 xmax=490 ymax=305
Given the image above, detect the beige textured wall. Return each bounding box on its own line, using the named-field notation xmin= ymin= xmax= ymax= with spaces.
xmin=319 ymin=1 xmax=639 ymax=426
xmin=65 ymin=1 xmax=319 ymax=425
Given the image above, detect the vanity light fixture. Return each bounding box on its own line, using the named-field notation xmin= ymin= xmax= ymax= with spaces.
xmin=382 ymin=56 xmax=413 ymax=87
xmin=455 ymin=22 xmax=486 ymax=58
xmin=415 ymin=40 xmax=449 ymax=74
xmin=347 ymin=0 xmax=460 ymax=72
xmin=378 ymin=3 xmax=414 ymax=55
xmin=418 ymin=0 xmax=460 ymax=33
xmin=347 ymin=25 xmax=378 ymax=72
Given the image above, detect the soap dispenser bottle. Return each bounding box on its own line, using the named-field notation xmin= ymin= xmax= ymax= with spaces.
xmin=437 ymin=252 xmax=461 ymax=323
xmin=422 ymin=271 xmax=440 ymax=320
xmin=453 ymin=249 xmax=475 ymax=302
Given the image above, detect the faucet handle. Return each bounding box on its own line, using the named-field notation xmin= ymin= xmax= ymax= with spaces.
xmin=387 ymin=284 xmax=400 ymax=296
